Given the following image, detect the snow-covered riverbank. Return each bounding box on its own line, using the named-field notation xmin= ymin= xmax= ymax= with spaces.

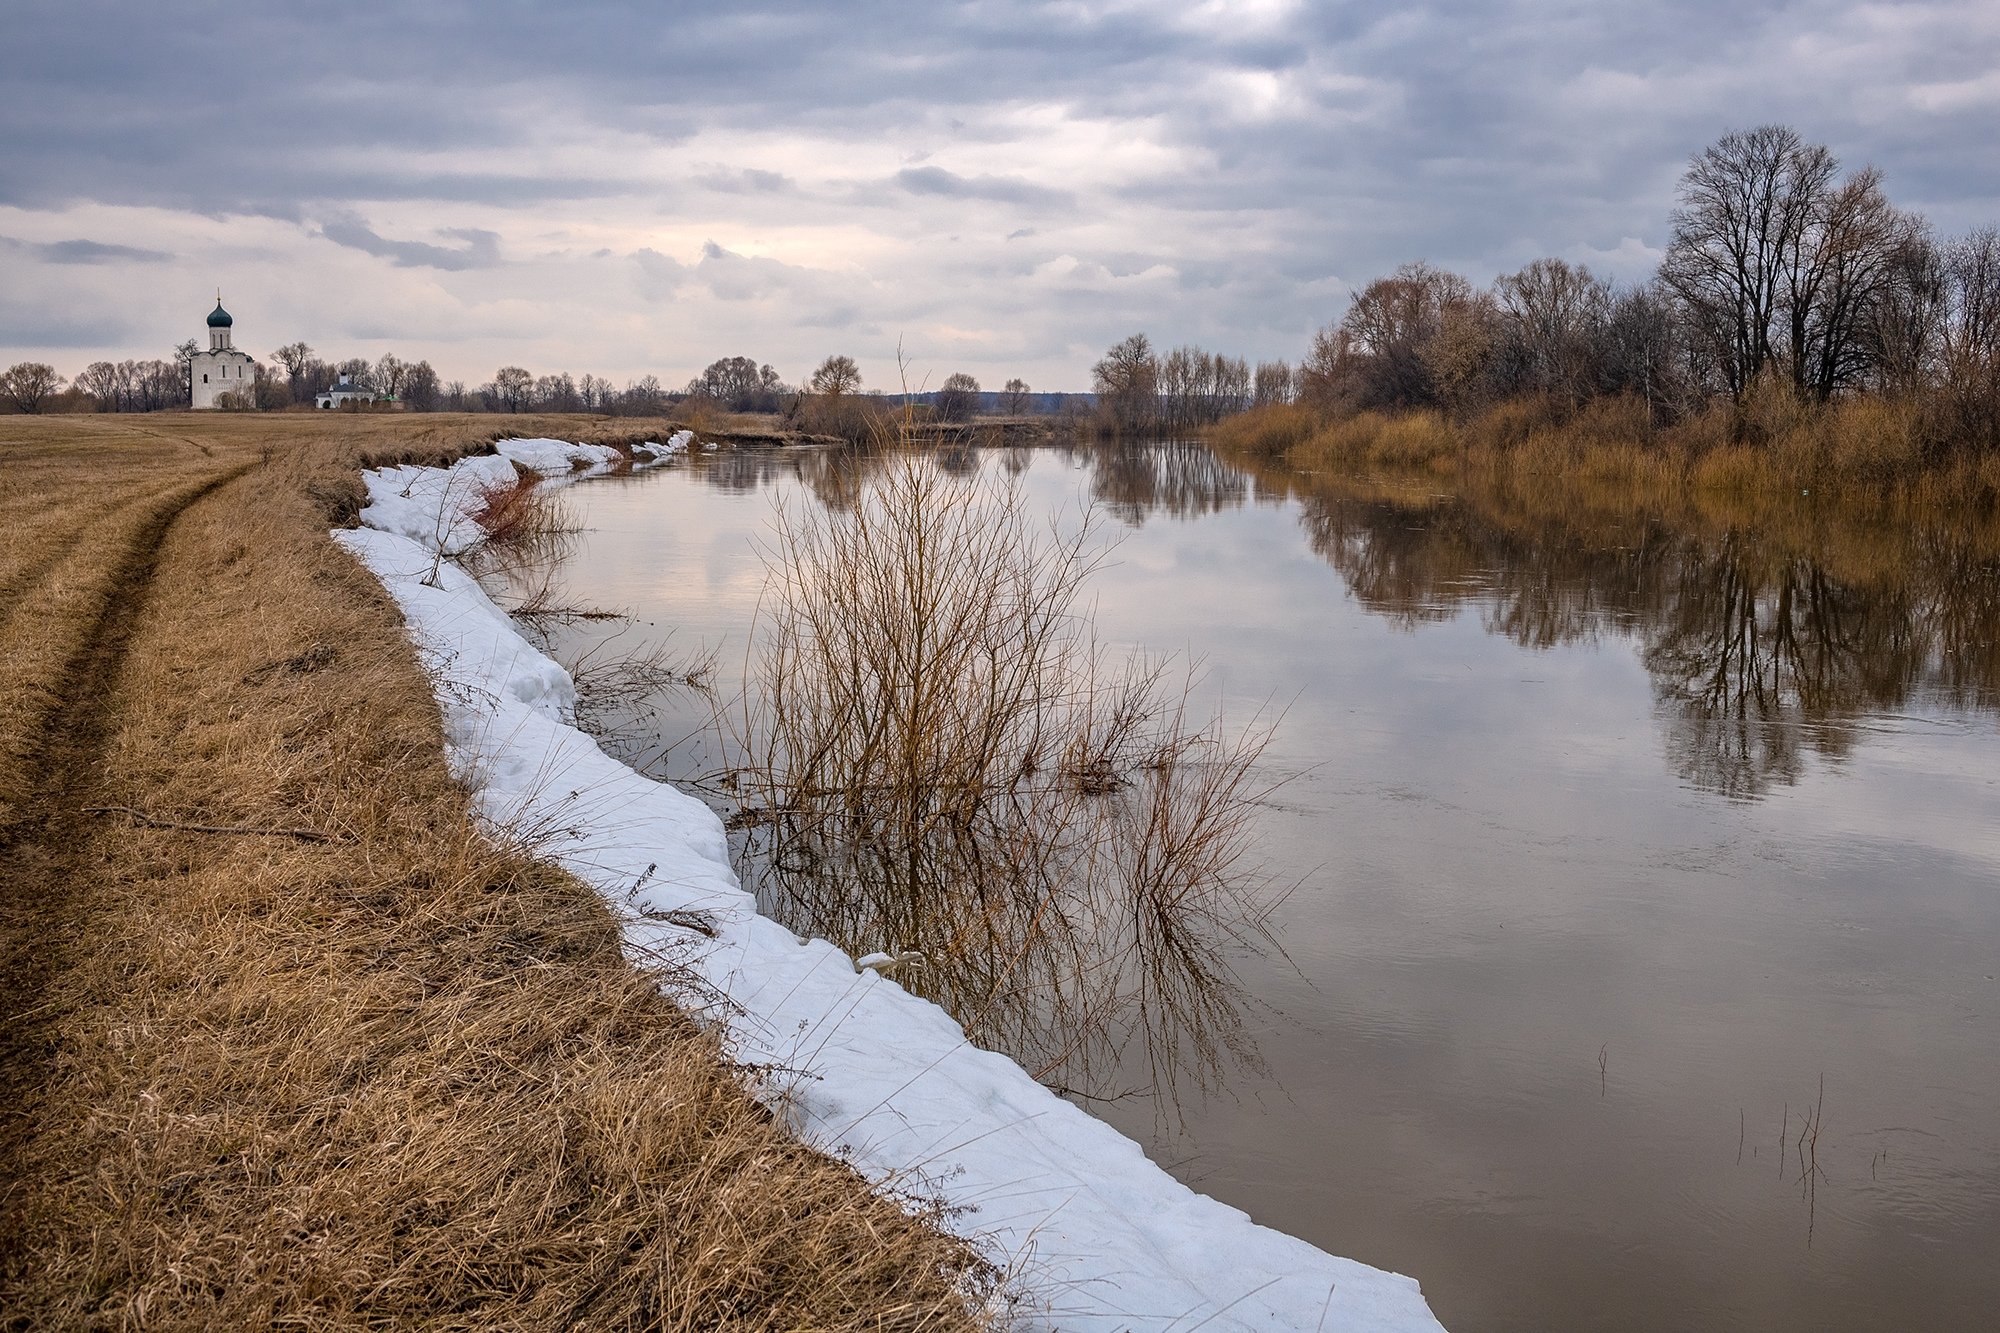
xmin=333 ymin=438 xmax=1445 ymax=1332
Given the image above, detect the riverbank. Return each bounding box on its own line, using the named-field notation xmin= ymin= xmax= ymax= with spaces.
xmin=1210 ymin=396 xmax=2000 ymax=516
xmin=0 ymin=414 xmax=990 ymax=1329
xmin=338 ymin=434 xmax=1446 ymax=1331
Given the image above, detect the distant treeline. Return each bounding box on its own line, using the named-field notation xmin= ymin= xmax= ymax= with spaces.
xmin=0 ymin=342 xmax=1075 ymax=425
xmin=1093 ymin=125 xmax=2000 ymax=458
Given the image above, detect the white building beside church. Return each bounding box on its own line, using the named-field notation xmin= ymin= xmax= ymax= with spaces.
xmin=190 ymin=297 xmax=255 ymax=409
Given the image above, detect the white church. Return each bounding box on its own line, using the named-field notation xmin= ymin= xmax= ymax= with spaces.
xmin=190 ymin=296 xmax=254 ymax=409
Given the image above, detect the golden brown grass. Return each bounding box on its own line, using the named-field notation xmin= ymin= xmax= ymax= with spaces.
xmin=1212 ymin=392 xmax=2000 ymax=518
xmin=0 ymin=413 xmax=991 ymax=1330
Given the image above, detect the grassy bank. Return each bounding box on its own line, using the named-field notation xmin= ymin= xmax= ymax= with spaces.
xmin=1210 ymin=395 xmax=2000 ymax=518
xmin=0 ymin=414 xmax=989 ymax=1329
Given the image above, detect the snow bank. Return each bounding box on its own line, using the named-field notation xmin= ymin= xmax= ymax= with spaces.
xmin=335 ymin=443 xmax=1445 ymax=1333
xmin=633 ymin=430 xmax=693 ymax=459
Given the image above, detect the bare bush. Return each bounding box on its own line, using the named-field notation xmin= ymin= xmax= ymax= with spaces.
xmin=731 ymin=453 xmax=1279 ymax=1100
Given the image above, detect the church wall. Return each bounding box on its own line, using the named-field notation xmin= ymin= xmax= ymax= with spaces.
xmin=191 ymin=350 xmax=256 ymax=409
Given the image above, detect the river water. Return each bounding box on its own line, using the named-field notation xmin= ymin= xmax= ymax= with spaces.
xmin=506 ymin=437 xmax=2000 ymax=1332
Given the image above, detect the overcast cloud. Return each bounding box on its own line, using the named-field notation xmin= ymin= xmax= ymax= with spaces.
xmin=3 ymin=0 xmax=1997 ymax=388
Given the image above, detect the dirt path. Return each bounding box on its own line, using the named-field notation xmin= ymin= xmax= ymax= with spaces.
xmin=0 ymin=460 xmax=254 ymax=1227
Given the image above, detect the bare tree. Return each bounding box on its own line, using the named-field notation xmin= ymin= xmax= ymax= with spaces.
xmin=1867 ymin=229 xmax=1945 ymax=395
xmin=624 ymin=374 xmax=665 ymax=416
xmin=402 ymin=360 xmax=442 ymax=411
xmin=270 ymin=341 xmax=315 ymax=403
xmin=375 ymin=353 xmax=410 ymax=401
xmin=1942 ymin=227 xmax=2000 ymax=373
xmin=808 ymin=354 xmax=863 ymax=397
xmin=1936 ymin=227 xmax=2000 ymax=446
xmin=1661 ymin=125 xmax=1834 ymax=400
xmin=1001 ymin=377 xmax=1031 ymax=415
xmin=1602 ymin=282 xmax=1699 ymax=419
xmin=1252 ymin=360 xmax=1294 ymax=407
xmin=935 ymin=372 xmax=981 ymax=421
xmin=1787 ymin=168 xmax=1926 ymax=401
xmin=1496 ymin=258 xmax=1611 ymax=402
xmin=0 ymin=362 xmax=65 ymax=413
xmin=1307 ymin=262 xmax=1478 ymax=411
xmin=688 ymin=355 xmax=785 ymax=410
xmin=535 ymin=372 xmax=580 ymax=412
xmin=1091 ymin=333 xmax=1158 ymax=433
xmin=492 ymin=365 xmax=532 ymax=412
xmin=74 ymin=361 xmax=122 ymax=410
xmin=173 ymin=339 xmax=199 ymax=402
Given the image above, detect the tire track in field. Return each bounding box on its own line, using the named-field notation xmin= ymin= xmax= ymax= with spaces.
xmin=0 ymin=459 xmax=257 ymax=1227
xmin=0 ymin=480 xmax=192 ymax=639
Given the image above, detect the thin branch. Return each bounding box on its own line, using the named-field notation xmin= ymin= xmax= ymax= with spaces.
xmin=82 ymin=805 xmax=345 ymax=844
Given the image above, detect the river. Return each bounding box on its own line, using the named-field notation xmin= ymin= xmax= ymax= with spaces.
xmin=499 ymin=436 xmax=2000 ymax=1332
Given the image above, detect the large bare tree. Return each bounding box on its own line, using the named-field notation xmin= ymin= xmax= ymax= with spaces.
xmin=0 ymin=362 xmax=64 ymax=413
xmin=1091 ymin=334 xmax=1158 ymax=433
xmin=1663 ymin=125 xmax=1922 ymax=405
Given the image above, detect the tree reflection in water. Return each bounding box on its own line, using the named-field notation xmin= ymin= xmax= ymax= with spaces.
xmin=1267 ymin=466 xmax=2000 ymax=799
xmin=686 ymin=436 xmax=2000 ymax=803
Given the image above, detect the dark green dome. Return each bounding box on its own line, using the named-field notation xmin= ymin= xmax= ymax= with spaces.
xmin=207 ymin=300 xmax=233 ymax=328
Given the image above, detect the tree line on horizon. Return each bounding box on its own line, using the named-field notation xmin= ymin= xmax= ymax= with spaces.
xmin=0 ymin=339 xmax=1046 ymax=423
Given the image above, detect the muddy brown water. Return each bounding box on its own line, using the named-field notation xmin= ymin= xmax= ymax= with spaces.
xmin=506 ymin=439 xmax=2000 ymax=1332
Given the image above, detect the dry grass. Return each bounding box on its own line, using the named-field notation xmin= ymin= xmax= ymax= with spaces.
xmin=1214 ymin=392 xmax=2000 ymax=514
xmin=0 ymin=413 xmax=992 ymax=1330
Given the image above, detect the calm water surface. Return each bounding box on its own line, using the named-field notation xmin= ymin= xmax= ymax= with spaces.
xmin=515 ymin=440 xmax=2000 ymax=1332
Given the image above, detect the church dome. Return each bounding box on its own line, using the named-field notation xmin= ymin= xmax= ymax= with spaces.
xmin=207 ymin=299 xmax=233 ymax=328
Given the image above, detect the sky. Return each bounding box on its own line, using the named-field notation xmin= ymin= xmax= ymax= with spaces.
xmin=4 ymin=0 xmax=1998 ymax=392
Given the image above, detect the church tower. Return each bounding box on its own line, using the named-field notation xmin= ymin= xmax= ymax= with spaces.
xmin=190 ymin=294 xmax=256 ymax=409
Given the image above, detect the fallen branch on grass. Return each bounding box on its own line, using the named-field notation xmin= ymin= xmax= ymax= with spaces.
xmin=81 ymin=806 xmax=345 ymax=843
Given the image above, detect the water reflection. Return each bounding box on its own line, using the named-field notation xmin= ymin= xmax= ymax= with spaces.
xmin=1248 ymin=465 xmax=2000 ymax=798
xmin=661 ymin=439 xmax=2000 ymax=799
xmin=512 ymin=438 xmax=2000 ymax=1333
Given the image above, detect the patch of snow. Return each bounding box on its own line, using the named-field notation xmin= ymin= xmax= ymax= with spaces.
xmin=335 ymin=447 xmax=1446 ymax=1333
xmin=493 ymin=436 xmax=625 ymax=473
xmin=632 ymin=429 xmax=694 ymax=459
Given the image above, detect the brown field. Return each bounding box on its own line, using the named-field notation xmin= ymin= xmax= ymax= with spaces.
xmin=0 ymin=413 xmax=989 ymax=1330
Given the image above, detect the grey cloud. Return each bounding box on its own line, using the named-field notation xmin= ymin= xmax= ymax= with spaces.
xmin=0 ymin=236 xmax=174 ymax=265
xmin=319 ymin=220 xmax=501 ymax=270
xmin=695 ymin=168 xmax=798 ymax=195
xmin=694 ymin=240 xmax=818 ymax=302
xmin=632 ymin=247 xmax=688 ymax=301
xmin=632 ymin=242 xmax=839 ymax=306
xmin=894 ymin=166 xmax=1072 ymax=209
xmin=798 ymin=305 xmax=862 ymax=329
xmin=0 ymin=294 xmax=129 ymax=350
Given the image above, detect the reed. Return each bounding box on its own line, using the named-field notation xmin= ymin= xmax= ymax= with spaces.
xmin=1213 ymin=392 xmax=2000 ymax=510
